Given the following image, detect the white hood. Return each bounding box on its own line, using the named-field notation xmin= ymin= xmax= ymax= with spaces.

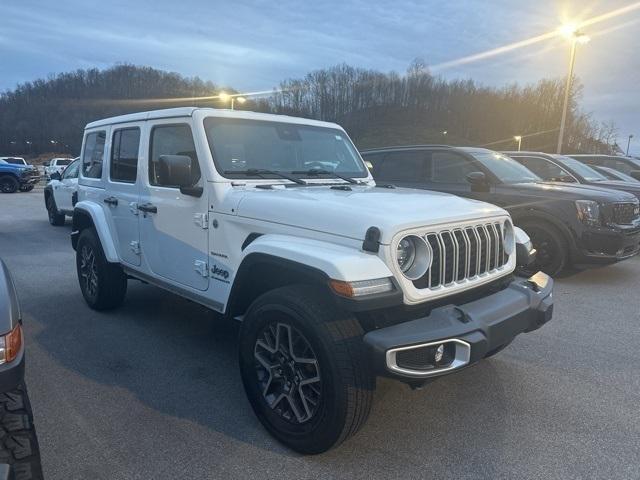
xmin=231 ymin=184 xmax=507 ymax=244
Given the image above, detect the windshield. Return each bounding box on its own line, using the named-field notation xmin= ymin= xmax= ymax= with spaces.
xmin=598 ymin=166 xmax=640 ymax=183
xmin=551 ymin=155 xmax=607 ymax=181
xmin=57 ymin=159 xmax=72 ymax=166
xmin=204 ymin=117 xmax=368 ymax=179
xmin=468 ymin=151 xmax=541 ymax=183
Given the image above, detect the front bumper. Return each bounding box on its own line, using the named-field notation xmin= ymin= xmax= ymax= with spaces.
xmin=363 ymin=272 xmax=553 ymax=380
xmin=577 ymin=223 xmax=640 ymax=262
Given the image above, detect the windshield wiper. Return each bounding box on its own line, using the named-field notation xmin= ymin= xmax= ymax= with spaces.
xmin=291 ymin=168 xmax=362 ymax=185
xmin=223 ymin=169 xmax=307 ymax=185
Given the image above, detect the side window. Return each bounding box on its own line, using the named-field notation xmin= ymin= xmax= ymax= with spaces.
xmin=111 ymin=128 xmax=140 ymax=183
xmin=516 ymin=156 xmax=573 ymax=181
xmin=430 ymin=151 xmax=478 ymax=183
xmin=62 ymin=160 xmax=80 ymax=180
xmin=612 ymin=159 xmax=634 ymax=174
xmin=149 ymin=124 xmax=201 ymax=187
xmin=82 ymin=131 xmax=106 ymax=179
xmin=375 ymin=151 xmax=426 ymax=181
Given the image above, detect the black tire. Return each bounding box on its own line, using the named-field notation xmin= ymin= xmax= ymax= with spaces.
xmin=0 ymin=383 xmax=44 ymax=480
xmin=19 ymin=185 xmax=34 ymax=193
xmin=0 ymin=176 xmax=19 ymax=194
xmin=518 ymin=220 xmax=568 ymax=277
xmin=45 ymin=194 xmax=65 ymax=226
xmin=76 ymin=228 xmax=127 ymax=310
xmin=239 ymin=285 xmax=374 ymax=454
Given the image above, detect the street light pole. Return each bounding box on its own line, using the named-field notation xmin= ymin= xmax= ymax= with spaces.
xmin=557 ymin=28 xmax=589 ymax=154
xmin=627 ymin=134 xmax=634 ymax=155
xmin=514 ymin=135 xmax=522 ymax=151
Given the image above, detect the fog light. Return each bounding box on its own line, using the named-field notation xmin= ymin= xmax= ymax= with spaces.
xmin=434 ymin=344 xmax=444 ymax=363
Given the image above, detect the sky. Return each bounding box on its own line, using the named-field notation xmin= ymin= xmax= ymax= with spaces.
xmin=1 ymin=0 xmax=639 ymax=154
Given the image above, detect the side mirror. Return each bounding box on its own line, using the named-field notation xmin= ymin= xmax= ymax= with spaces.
xmin=465 ymin=171 xmax=489 ymax=192
xmin=630 ymin=170 xmax=640 ymax=181
xmin=50 ymin=171 xmax=61 ymax=181
xmin=157 ymin=155 xmax=202 ymax=197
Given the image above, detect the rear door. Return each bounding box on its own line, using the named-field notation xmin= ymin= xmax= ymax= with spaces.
xmin=138 ymin=121 xmax=209 ymax=291
xmin=105 ymin=125 xmax=142 ymax=266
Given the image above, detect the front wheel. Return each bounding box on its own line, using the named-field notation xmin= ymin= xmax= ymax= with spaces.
xmin=239 ymin=285 xmax=374 ymax=454
xmin=76 ymin=228 xmax=127 ymax=310
xmin=518 ymin=220 xmax=568 ymax=277
xmin=46 ymin=195 xmax=65 ymax=226
xmin=0 ymin=382 xmax=44 ymax=480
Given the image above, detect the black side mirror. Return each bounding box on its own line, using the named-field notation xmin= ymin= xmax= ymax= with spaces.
xmin=630 ymin=170 xmax=640 ymax=181
xmin=157 ymin=155 xmax=202 ymax=197
xmin=50 ymin=171 xmax=61 ymax=181
xmin=466 ymin=171 xmax=490 ymax=192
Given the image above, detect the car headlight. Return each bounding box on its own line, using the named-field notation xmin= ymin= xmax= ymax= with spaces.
xmin=396 ymin=235 xmax=431 ymax=280
xmin=575 ymin=200 xmax=600 ymax=226
xmin=502 ymin=219 xmax=515 ymax=255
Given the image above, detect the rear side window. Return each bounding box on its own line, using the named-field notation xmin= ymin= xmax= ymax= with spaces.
xmin=374 ymin=151 xmax=426 ymax=181
xmin=82 ymin=131 xmax=106 ymax=179
xmin=149 ymin=124 xmax=200 ymax=187
xmin=111 ymin=128 xmax=140 ymax=183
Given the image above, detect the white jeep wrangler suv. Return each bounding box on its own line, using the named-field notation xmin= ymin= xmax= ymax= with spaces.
xmin=71 ymin=107 xmax=553 ymax=454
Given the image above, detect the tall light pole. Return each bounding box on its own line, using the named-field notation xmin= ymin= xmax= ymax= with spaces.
xmin=627 ymin=134 xmax=634 ymax=155
xmin=557 ymin=27 xmax=590 ymax=154
xmin=514 ymin=135 xmax=522 ymax=151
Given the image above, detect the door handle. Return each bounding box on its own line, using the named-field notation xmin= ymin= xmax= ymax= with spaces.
xmin=138 ymin=203 xmax=157 ymax=214
xmin=104 ymin=196 xmax=118 ymax=206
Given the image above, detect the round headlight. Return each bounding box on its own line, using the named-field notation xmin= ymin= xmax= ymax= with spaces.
xmin=396 ymin=235 xmax=431 ymax=280
xmin=503 ymin=220 xmax=515 ymax=255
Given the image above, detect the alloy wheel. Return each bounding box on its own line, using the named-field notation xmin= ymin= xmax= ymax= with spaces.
xmin=79 ymin=245 xmax=98 ymax=298
xmin=254 ymin=321 xmax=321 ymax=424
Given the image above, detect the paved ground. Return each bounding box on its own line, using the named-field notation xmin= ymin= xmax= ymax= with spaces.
xmin=1 ymin=192 xmax=639 ymax=479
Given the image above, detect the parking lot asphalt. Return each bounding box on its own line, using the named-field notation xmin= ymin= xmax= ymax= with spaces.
xmin=1 ymin=191 xmax=639 ymax=480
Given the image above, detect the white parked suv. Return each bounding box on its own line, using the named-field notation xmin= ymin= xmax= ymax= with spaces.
xmin=44 ymin=157 xmax=73 ymax=179
xmin=71 ymin=108 xmax=553 ymax=453
xmin=44 ymin=157 xmax=80 ymax=225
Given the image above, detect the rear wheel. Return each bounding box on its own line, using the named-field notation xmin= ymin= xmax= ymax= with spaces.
xmin=518 ymin=220 xmax=568 ymax=277
xmin=76 ymin=228 xmax=127 ymax=310
xmin=45 ymin=195 xmax=65 ymax=226
xmin=0 ymin=176 xmax=19 ymax=194
xmin=239 ymin=285 xmax=374 ymax=454
xmin=0 ymin=382 xmax=44 ymax=480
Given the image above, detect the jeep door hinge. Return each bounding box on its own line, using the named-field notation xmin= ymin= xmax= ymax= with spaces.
xmin=130 ymin=241 xmax=141 ymax=255
xmin=194 ymin=212 xmax=209 ymax=229
xmin=194 ymin=260 xmax=208 ymax=277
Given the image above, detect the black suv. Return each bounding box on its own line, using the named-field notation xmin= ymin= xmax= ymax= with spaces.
xmin=568 ymin=154 xmax=640 ymax=180
xmin=503 ymin=151 xmax=640 ymax=200
xmin=361 ymin=146 xmax=640 ymax=276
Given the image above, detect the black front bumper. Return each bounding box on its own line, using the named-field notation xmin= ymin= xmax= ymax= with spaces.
xmin=363 ymin=273 xmax=553 ymax=380
xmin=577 ymin=223 xmax=640 ymax=262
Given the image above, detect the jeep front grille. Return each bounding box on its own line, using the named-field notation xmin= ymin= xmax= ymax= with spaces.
xmin=413 ymin=222 xmax=509 ymax=289
xmin=612 ymin=202 xmax=640 ymax=225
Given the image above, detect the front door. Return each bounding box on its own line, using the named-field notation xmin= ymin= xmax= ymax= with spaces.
xmin=105 ymin=126 xmax=142 ymax=266
xmin=55 ymin=159 xmax=80 ymax=212
xmin=138 ymin=122 xmax=209 ymax=291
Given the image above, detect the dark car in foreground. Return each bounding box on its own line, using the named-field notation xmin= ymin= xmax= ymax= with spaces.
xmin=0 ymin=160 xmax=39 ymax=194
xmin=569 ymin=154 xmax=640 ymax=180
xmin=362 ymin=146 xmax=640 ymax=276
xmin=0 ymin=260 xmax=43 ymax=479
xmin=503 ymin=151 xmax=640 ymax=201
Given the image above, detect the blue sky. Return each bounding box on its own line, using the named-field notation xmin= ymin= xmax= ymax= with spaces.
xmin=2 ymin=0 xmax=639 ymax=153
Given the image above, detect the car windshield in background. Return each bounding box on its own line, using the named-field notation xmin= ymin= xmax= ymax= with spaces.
xmin=551 ymin=155 xmax=607 ymax=182
xmin=469 ymin=151 xmax=541 ymax=183
xmin=58 ymin=159 xmax=72 ymax=166
xmin=204 ymin=117 xmax=367 ymax=179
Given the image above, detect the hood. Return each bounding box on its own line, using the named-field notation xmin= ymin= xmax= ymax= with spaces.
xmin=585 ymin=180 xmax=640 ymax=199
xmin=507 ymin=181 xmax=637 ymax=203
xmin=232 ymin=184 xmax=507 ymax=244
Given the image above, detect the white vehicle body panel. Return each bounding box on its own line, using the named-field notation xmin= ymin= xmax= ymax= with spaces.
xmin=76 ymin=107 xmax=517 ymax=313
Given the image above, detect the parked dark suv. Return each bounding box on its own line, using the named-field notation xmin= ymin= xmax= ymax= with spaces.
xmin=568 ymin=154 xmax=640 ymax=180
xmin=503 ymin=151 xmax=640 ymax=200
xmin=361 ymin=146 xmax=640 ymax=276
